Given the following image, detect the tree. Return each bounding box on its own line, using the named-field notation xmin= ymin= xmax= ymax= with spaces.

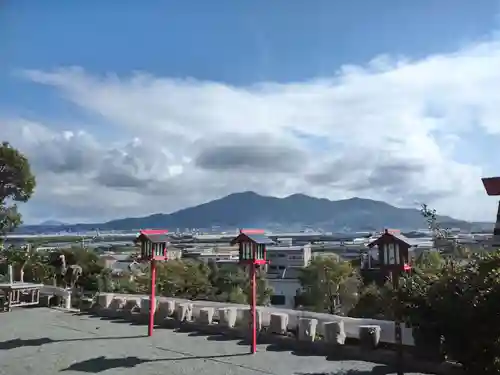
xmin=413 ymin=249 xmax=445 ymax=275
xmin=0 ymin=142 xmax=36 ymax=237
xmin=204 ymin=262 xmax=272 ymax=305
xmin=402 ymin=251 xmax=500 ymax=374
xmin=420 ymin=204 xmax=467 ymax=258
xmin=349 ymin=282 xmax=395 ymax=320
xmin=299 ymin=257 xmax=360 ymax=314
xmin=154 ymin=259 xmax=213 ymax=299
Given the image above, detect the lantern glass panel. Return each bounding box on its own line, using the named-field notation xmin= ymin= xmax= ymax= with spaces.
xmin=256 ymin=244 xmax=264 ymax=260
xmin=240 ymin=243 xmax=249 ymax=260
xmin=241 ymin=243 xmax=246 ymax=260
xmin=389 ymin=243 xmax=396 ymax=264
xmin=383 ymin=243 xmax=393 ymax=265
xmin=247 ymin=243 xmax=253 ymax=260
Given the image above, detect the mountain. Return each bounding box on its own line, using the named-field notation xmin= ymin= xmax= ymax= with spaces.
xmin=39 ymin=220 xmax=66 ymax=226
xmin=83 ymin=191 xmax=477 ymax=232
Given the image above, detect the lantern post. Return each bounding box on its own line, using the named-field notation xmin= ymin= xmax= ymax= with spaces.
xmin=135 ymin=229 xmax=169 ymax=337
xmin=482 ymin=177 xmax=500 ymax=248
xmin=368 ymin=229 xmax=412 ymax=375
xmin=231 ymin=229 xmax=273 ymax=354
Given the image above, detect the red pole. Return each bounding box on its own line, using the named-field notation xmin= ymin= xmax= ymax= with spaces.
xmin=148 ymin=259 xmax=156 ymax=337
xmin=250 ymin=263 xmax=257 ymax=354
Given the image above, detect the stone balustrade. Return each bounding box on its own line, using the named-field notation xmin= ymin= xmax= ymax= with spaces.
xmin=40 ymin=285 xmax=73 ymax=309
xmin=85 ymin=293 xmax=465 ymax=374
xmin=90 ymin=292 xmax=415 ymax=346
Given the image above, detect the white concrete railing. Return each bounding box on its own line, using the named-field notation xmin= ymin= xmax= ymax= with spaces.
xmin=40 ymin=285 xmax=72 ymax=309
xmin=98 ymin=292 xmax=415 ymax=346
xmin=40 ymin=285 xmax=71 ymax=298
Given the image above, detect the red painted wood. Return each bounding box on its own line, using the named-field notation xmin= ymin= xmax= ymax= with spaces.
xmin=482 ymin=177 xmax=500 ymax=196
xmin=148 ymin=260 xmax=156 ymax=337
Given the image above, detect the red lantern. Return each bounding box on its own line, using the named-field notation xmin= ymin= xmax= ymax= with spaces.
xmin=136 ymin=229 xmax=169 ymax=261
xmin=368 ymin=229 xmax=412 ymax=375
xmin=231 ymin=229 xmax=273 ymax=354
xmin=134 ymin=229 xmax=169 ymax=337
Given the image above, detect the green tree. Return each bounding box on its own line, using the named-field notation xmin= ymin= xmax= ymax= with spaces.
xmin=154 ymin=259 xmax=213 ymax=299
xmin=47 ymin=247 xmax=105 ymax=290
xmin=420 ymin=203 xmax=468 ymax=258
xmin=0 ymin=142 xmax=36 ymax=237
xmin=403 ymin=251 xmax=500 ymax=374
xmin=413 ymin=249 xmax=445 ymax=275
xmin=299 ymin=257 xmax=360 ymax=314
xmin=349 ymin=282 xmax=395 ymax=320
xmin=207 ymin=262 xmax=272 ymax=305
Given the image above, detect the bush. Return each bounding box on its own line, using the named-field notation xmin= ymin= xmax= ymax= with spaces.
xmin=402 ymin=252 xmax=500 ymax=374
xmin=349 ymin=282 xmax=394 ymax=320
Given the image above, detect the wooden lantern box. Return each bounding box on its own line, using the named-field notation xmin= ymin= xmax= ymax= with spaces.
xmin=135 ymin=229 xmax=169 ymax=261
xmin=231 ymin=229 xmax=274 ymax=265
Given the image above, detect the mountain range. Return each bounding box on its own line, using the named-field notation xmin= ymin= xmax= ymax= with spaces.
xmin=24 ymin=191 xmax=490 ymax=233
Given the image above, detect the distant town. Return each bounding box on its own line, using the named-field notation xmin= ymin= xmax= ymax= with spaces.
xmin=3 ymin=226 xmax=495 ymax=309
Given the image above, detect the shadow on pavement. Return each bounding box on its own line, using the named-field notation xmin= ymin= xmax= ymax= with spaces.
xmin=60 ymin=353 xmax=250 ymax=373
xmin=295 ymin=368 xmax=394 ymax=375
xmin=0 ymin=335 xmax=143 ymax=350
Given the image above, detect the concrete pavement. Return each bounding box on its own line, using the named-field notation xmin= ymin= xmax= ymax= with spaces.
xmin=0 ymin=308 xmax=432 ymax=375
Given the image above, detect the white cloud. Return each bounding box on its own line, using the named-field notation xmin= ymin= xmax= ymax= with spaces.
xmin=6 ymin=37 xmax=500 ymax=223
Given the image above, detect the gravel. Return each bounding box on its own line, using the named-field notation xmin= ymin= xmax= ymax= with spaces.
xmin=0 ymin=308 xmax=432 ymax=375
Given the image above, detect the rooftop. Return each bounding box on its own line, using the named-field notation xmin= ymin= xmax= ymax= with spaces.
xmin=0 ymin=308 xmax=432 ymax=375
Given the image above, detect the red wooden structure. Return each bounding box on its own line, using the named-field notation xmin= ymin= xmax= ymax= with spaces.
xmin=231 ymin=229 xmax=273 ymax=354
xmin=368 ymin=229 xmax=412 ymax=272
xmin=135 ymin=229 xmax=169 ymax=336
xmin=368 ymin=229 xmax=412 ymax=375
xmin=482 ymin=177 xmax=500 ymax=247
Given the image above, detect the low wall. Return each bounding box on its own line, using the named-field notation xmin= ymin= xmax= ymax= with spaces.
xmin=97 ymin=292 xmax=415 ymax=346
xmin=40 ymin=285 xmax=71 ymax=298
xmin=40 ymin=285 xmax=72 ymax=309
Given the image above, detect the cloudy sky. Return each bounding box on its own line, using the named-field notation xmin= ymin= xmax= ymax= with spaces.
xmin=3 ymin=0 xmax=500 ymax=224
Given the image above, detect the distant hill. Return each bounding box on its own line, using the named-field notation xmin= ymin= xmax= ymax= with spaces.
xmin=39 ymin=220 xmax=66 ymax=226
xmin=29 ymin=191 xmax=484 ymax=233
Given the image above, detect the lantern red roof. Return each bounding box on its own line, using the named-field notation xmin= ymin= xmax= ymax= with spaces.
xmin=482 ymin=177 xmax=500 ymax=196
xmin=140 ymin=229 xmax=169 ymax=235
xmin=368 ymin=229 xmax=412 ymax=248
xmin=240 ymin=228 xmax=266 ymax=234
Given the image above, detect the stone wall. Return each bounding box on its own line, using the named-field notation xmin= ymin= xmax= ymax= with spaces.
xmin=95 ymin=292 xmax=415 ymax=345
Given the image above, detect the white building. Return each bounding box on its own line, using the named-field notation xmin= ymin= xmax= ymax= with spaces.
xmin=266 ymin=244 xmax=312 ymax=278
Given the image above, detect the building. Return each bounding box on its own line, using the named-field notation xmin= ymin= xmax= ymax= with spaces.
xmin=266 ymin=244 xmax=312 ymax=278
xmin=182 ymin=245 xmax=239 ymax=263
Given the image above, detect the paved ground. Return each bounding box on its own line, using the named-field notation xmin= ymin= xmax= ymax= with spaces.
xmin=0 ymin=308 xmax=432 ymax=375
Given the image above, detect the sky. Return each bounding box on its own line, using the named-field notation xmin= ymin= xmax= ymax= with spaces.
xmin=3 ymin=0 xmax=500 ymax=224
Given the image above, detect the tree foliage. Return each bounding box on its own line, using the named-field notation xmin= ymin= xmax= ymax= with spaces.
xmin=1 ymin=245 xmax=272 ymax=306
xmin=299 ymin=256 xmax=360 ymax=314
xmin=0 ymin=142 xmax=36 ymax=237
xmin=396 ymin=252 xmax=500 ymax=374
xmin=349 ymin=282 xmax=395 ymax=320
xmin=206 ymin=261 xmax=272 ymax=305
xmin=420 ymin=203 xmax=468 ymax=257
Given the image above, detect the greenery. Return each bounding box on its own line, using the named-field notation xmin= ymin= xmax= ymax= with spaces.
xmin=2 ymin=141 xmax=499 ymax=373
xmin=295 ymin=204 xmax=500 ymax=374
xmin=0 ymin=142 xmax=36 ymax=238
xmin=0 ymin=245 xmax=273 ymax=306
xmin=298 ymin=256 xmax=360 ymax=314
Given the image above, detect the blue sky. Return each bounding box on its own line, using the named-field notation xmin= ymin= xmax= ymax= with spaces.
xmin=3 ymin=0 xmax=500 ymax=223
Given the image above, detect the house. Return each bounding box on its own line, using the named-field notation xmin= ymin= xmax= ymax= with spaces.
xmin=266 ymin=244 xmax=312 ymax=278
